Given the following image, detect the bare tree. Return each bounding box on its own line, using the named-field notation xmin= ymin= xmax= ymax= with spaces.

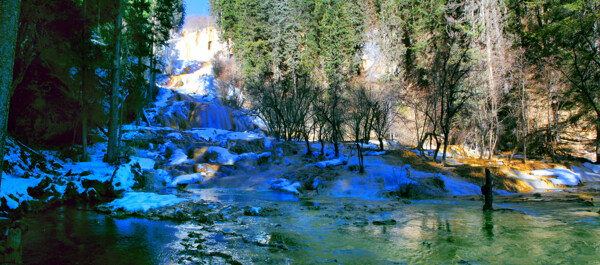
xmin=433 ymin=47 xmax=472 ymax=163
xmin=465 ymin=0 xmax=512 ymax=160
xmin=213 ymin=55 xmax=246 ymax=110
xmin=347 ymin=86 xmax=377 ymax=173
xmin=372 ymin=89 xmax=396 ymax=151
xmin=247 ymin=71 xmax=317 ymax=156
xmin=507 ymin=49 xmax=530 ymax=164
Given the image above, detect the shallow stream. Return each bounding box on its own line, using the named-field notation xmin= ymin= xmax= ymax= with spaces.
xmin=21 ymin=190 xmax=600 ymax=264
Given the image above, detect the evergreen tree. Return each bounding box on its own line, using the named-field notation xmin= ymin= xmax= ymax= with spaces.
xmin=512 ymin=0 xmax=600 ymax=161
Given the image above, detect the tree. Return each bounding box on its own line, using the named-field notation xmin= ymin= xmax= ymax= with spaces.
xmin=465 ymin=0 xmax=512 ymax=160
xmin=0 ymin=0 xmax=21 ymax=179
xmin=124 ymin=0 xmax=152 ymax=125
xmin=212 ymin=0 xmax=365 ymax=158
xmin=347 ymin=85 xmax=376 ymax=173
xmin=106 ymin=0 xmax=124 ymax=164
xmin=412 ymin=1 xmax=473 ymax=163
xmin=211 ymin=0 xmax=270 ymax=77
xmin=376 ymin=0 xmax=473 ymax=162
xmin=0 ymin=0 xmax=22 ymax=186
xmin=432 ymin=47 xmax=472 ymax=163
xmin=372 ymin=89 xmax=395 ymax=151
xmin=149 ymin=0 xmax=185 ymax=98
xmin=311 ymin=0 xmax=365 ymax=157
xmin=512 ymin=0 xmax=600 ymax=162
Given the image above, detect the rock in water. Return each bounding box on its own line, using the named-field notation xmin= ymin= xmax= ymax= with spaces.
xmin=372 ymin=219 xmax=397 ymax=225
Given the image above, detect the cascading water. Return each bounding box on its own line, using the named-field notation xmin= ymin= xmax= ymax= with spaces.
xmin=189 ymin=103 xmax=253 ymax=131
xmin=149 ymin=25 xmax=255 ymax=132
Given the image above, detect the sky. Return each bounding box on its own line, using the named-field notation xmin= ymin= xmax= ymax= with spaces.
xmin=185 ymin=0 xmax=211 ymax=17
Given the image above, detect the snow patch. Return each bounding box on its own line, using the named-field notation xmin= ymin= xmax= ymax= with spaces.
xmin=437 ymin=174 xmax=482 ymax=195
xmin=359 ymin=143 xmax=378 ymax=150
xmin=270 ymin=178 xmax=302 ymax=194
xmin=264 ymin=139 xmax=272 ymax=150
xmin=583 ymin=162 xmax=600 ymax=174
xmin=250 ymin=207 xmax=261 ymax=214
xmin=205 ymin=146 xmax=239 ymax=165
xmin=189 ymin=128 xmax=264 ymax=142
xmin=121 ymin=131 xmax=145 ymax=140
xmin=166 ymin=132 xmax=184 ymax=140
xmin=1 ymin=173 xmax=42 ymax=209
xmin=168 ymin=173 xmax=206 ymax=187
xmin=169 ymin=149 xmax=192 ymax=166
xmin=313 ymin=156 xmax=348 ymax=168
xmin=155 ymin=169 xmax=173 ymax=184
xmin=382 ymin=165 xmax=417 ymax=190
xmin=364 ymin=151 xmax=386 ymax=156
xmin=129 ymin=156 xmax=156 ymax=170
xmin=104 ymin=192 xmax=186 ymax=212
xmin=112 ymin=164 xmax=137 ymax=191
xmin=530 ymin=169 xmax=583 ymax=186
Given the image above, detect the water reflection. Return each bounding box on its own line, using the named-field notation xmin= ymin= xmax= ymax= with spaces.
xmin=17 ymin=196 xmax=600 ymax=264
xmin=214 ymin=198 xmax=600 ymax=264
xmin=482 ymin=210 xmax=494 ymax=239
xmin=187 ymin=188 xmax=299 ymax=203
xmin=22 ymin=207 xmax=179 ymax=265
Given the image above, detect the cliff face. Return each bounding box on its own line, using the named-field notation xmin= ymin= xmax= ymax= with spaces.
xmin=173 ymin=26 xmax=227 ymax=63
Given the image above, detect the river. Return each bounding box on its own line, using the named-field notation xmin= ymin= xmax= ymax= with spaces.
xmin=21 ymin=190 xmax=600 ymax=264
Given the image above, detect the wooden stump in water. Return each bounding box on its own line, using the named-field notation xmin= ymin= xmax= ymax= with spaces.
xmin=482 ymin=168 xmax=493 ymax=211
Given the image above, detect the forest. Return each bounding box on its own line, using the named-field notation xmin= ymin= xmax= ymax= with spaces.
xmin=209 ymin=0 xmax=600 ymax=169
xmin=0 ymin=0 xmax=184 ymax=170
xmin=1 ymin=0 xmax=599 ymax=172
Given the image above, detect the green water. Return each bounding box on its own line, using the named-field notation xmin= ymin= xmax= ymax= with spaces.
xmin=21 ymin=192 xmax=600 ymax=264
xmin=179 ymin=192 xmax=600 ymax=264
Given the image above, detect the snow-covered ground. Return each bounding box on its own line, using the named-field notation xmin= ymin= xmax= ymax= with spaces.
xmin=1 ymin=142 xmax=147 ymax=211
xmin=1 ymin=173 xmax=42 ymax=209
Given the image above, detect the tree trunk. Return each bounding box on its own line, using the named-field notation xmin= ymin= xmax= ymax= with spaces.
xmin=596 ymin=124 xmax=600 ymax=163
xmin=136 ymin=55 xmax=144 ymax=126
xmin=5 ymin=228 xmax=22 ymax=264
xmin=488 ymin=129 xmax=494 ymax=160
xmin=80 ymin=0 xmax=89 ymax=162
xmin=356 ymin=141 xmax=364 ymax=173
xmin=333 ymin=124 xmax=340 ymax=157
xmin=0 ymin=0 xmax=22 ymax=186
xmin=521 ymin=68 xmax=528 ymax=164
xmin=378 ymin=137 xmax=384 ymax=151
xmin=82 ymin=111 xmax=89 ymax=161
xmin=107 ymin=0 xmax=123 ymax=164
xmin=479 ymin=133 xmax=486 ymax=159
xmin=442 ymin=132 xmax=449 ymax=164
xmin=432 ymin=135 xmax=441 ymax=163
xmin=304 ymin=134 xmax=312 ymax=156
xmin=320 ymin=137 xmax=325 ymax=157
